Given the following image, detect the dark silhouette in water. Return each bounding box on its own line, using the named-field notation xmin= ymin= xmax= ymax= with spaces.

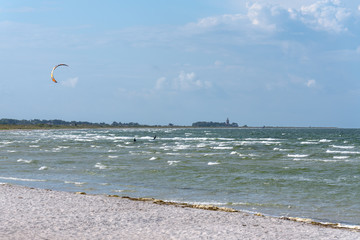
xmin=133 ymin=138 xmax=136 ymax=142
xmin=153 ymin=135 xmax=157 ymax=140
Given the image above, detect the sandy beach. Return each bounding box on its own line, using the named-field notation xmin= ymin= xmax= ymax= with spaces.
xmin=0 ymin=184 xmax=359 ymax=239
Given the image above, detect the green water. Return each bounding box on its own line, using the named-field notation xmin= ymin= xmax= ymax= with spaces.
xmin=0 ymin=128 xmax=359 ymax=225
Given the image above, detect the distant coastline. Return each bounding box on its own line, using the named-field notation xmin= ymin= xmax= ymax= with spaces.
xmin=0 ymin=118 xmax=338 ymax=130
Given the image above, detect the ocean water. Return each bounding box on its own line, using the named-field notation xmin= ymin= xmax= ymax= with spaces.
xmin=0 ymin=128 xmax=359 ymax=226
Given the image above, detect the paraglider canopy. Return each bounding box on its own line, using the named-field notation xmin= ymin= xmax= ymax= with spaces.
xmin=51 ymin=64 xmax=69 ymax=83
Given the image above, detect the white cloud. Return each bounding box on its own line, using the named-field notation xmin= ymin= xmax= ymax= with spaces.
xmin=185 ymin=13 xmax=245 ymax=33
xmin=155 ymin=77 xmax=167 ymax=90
xmin=306 ymin=79 xmax=317 ymax=88
xmin=187 ymin=3 xmax=279 ymax=33
xmin=186 ymin=1 xmax=353 ymax=37
xmin=61 ymin=77 xmax=78 ymax=88
xmin=288 ymin=75 xmax=319 ymax=89
xmin=246 ymin=3 xmax=277 ymax=31
xmin=296 ymin=0 xmax=351 ymax=33
xmin=154 ymin=72 xmax=212 ymax=92
xmin=173 ymin=71 xmax=212 ymax=91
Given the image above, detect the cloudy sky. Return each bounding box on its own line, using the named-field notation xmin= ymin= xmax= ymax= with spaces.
xmin=1 ymin=0 xmax=360 ymax=127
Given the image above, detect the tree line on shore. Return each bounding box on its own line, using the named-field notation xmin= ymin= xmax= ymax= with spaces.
xmin=0 ymin=118 xmax=240 ymax=128
xmin=0 ymin=118 xmax=147 ymax=128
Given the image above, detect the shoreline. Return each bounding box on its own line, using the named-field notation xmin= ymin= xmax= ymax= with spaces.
xmin=1 ymin=183 xmax=359 ymax=239
xmin=0 ymin=124 xmax=339 ymax=131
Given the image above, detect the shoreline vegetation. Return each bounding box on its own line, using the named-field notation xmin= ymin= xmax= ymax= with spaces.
xmin=0 ymin=118 xmax=337 ymax=130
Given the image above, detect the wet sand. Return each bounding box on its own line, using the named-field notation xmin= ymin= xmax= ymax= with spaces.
xmin=0 ymin=184 xmax=359 ymax=240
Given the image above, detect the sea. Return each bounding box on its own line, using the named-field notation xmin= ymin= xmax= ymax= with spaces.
xmin=0 ymin=128 xmax=359 ymax=227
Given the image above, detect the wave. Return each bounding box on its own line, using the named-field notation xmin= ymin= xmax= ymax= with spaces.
xmin=326 ymin=150 xmax=360 ymax=154
xmin=212 ymin=146 xmax=233 ymax=150
xmin=17 ymin=158 xmax=35 ymax=164
xmin=287 ymin=154 xmax=308 ymax=158
xmin=38 ymin=166 xmax=48 ymax=170
xmin=208 ymin=162 xmax=220 ymax=165
xmin=300 ymin=141 xmax=319 ymax=145
xmin=0 ymin=176 xmax=46 ymax=182
xmin=331 ymin=145 xmax=355 ymax=149
xmin=94 ymin=162 xmax=107 ymax=170
xmin=167 ymin=161 xmax=180 ymax=166
xmin=333 ymin=156 xmax=350 ymax=159
xmin=273 ymin=148 xmax=290 ymax=152
xmin=64 ymin=181 xmax=86 ymax=186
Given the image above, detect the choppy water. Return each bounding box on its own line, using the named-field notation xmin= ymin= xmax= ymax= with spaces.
xmin=0 ymin=128 xmax=359 ymax=226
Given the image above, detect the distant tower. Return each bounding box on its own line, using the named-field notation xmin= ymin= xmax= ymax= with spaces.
xmin=226 ymin=118 xmax=230 ymax=125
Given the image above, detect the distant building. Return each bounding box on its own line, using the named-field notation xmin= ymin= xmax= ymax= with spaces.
xmin=192 ymin=119 xmax=238 ymax=127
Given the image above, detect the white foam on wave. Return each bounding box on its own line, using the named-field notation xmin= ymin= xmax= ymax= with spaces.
xmin=167 ymin=161 xmax=180 ymax=166
xmin=38 ymin=166 xmax=48 ymax=170
xmin=331 ymin=145 xmax=355 ymax=149
xmin=239 ymin=140 xmax=281 ymax=146
xmin=322 ymin=159 xmax=349 ymax=163
xmin=208 ymin=162 xmax=220 ymax=165
xmin=204 ymin=153 xmax=217 ymax=156
xmin=7 ymin=150 xmax=17 ymax=153
xmin=149 ymin=157 xmax=157 ymax=161
xmin=196 ymin=143 xmax=207 ymax=148
xmin=174 ymin=144 xmax=190 ymax=150
xmin=333 ymin=156 xmax=350 ymax=159
xmin=185 ymin=200 xmax=228 ymax=206
xmin=94 ymin=162 xmax=107 ymax=169
xmin=300 ymin=141 xmax=318 ymax=145
xmin=245 ymin=138 xmax=281 ymax=141
xmin=212 ymin=146 xmax=233 ymax=150
xmin=52 ymin=146 xmax=70 ymax=152
xmin=64 ymin=181 xmax=86 ymax=186
xmin=108 ymin=155 xmax=118 ymax=159
xmin=273 ymin=148 xmax=290 ymax=152
xmin=75 ymin=138 xmax=94 ymax=142
xmin=29 ymin=145 xmax=40 ymax=148
xmin=326 ymin=150 xmax=360 ymax=154
xmin=0 ymin=176 xmax=45 ymax=182
xmin=288 ymin=154 xmax=308 ymax=158
xmin=17 ymin=158 xmax=34 ymax=164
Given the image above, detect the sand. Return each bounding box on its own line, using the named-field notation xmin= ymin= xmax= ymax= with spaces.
xmin=0 ymin=184 xmax=359 ymax=240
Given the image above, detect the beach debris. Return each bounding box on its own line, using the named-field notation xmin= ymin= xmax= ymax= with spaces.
xmin=75 ymin=191 xmax=86 ymax=195
xmin=51 ymin=63 xmax=69 ymax=83
xmin=280 ymin=217 xmax=360 ymax=231
xmin=121 ymin=196 xmax=238 ymax=212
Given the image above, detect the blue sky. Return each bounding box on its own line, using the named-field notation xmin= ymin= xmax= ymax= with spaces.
xmin=1 ymin=0 xmax=360 ymax=127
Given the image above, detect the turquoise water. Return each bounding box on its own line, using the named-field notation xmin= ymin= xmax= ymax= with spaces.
xmin=0 ymin=128 xmax=359 ymax=225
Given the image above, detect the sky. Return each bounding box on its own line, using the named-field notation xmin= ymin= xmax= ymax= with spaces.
xmin=1 ymin=0 xmax=360 ymax=127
